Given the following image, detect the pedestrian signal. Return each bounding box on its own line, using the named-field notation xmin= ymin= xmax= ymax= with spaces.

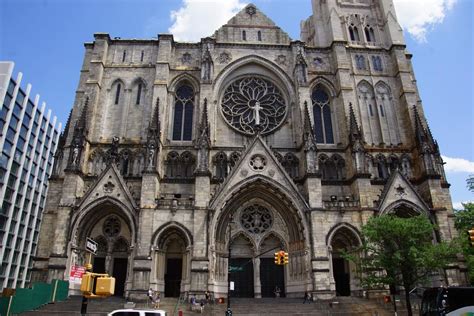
xmin=80 ymin=272 xmax=115 ymax=298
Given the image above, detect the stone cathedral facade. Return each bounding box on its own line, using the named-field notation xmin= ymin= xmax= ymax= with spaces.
xmin=32 ymin=0 xmax=464 ymax=300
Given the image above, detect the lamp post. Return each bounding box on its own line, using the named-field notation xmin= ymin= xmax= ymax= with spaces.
xmin=226 ymin=214 xmax=234 ymax=316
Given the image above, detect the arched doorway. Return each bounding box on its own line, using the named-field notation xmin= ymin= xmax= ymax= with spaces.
xmin=88 ymin=215 xmax=132 ymax=297
xmin=229 ymin=233 xmax=255 ymax=298
xmin=153 ymin=225 xmax=191 ymax=297
xmin=210 ymin=178 xmax=311 ymax=298
xmin=259 ymin=234 xmax=285 ymax=298
xmin=329 ymin=225 xmax=361 ymax=297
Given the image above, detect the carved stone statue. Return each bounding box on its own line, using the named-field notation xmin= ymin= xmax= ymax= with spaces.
xmin=147 ymin=143 xmax=156 ymax=170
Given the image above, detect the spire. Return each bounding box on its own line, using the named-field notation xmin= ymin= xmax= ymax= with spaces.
xmin=57 ymin=108 xmax=72 ymax=150
xmin=196 ymin=98 xmax=211 ymax=149
xmin=348 ymin=103 xmax=363 ymax=142
xmin=303 ymin=101 xmax=317 ymax=152
xmin=75 ymin=96 xmax=89 ymax=132
xmin=413 ymin=105 xmax=427 ymax=146
xmin=66 ymin=96 xmax=89 ymax=171
xmin=144 ymin=98 xmax=161 ymax=172
xmin=195 ymin=98 xmax=211 ymax=174
xmin=147 ymin=97 xmax=161 ymax=141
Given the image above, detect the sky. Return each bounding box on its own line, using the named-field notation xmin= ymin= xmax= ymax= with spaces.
xmin=0 ymin=0 xmax=472 ymax=207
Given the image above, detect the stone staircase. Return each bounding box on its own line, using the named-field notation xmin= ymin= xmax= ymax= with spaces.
xmin=17 ymin=295 xmax=408 ymax=315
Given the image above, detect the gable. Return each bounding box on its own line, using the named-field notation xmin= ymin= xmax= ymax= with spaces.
xmin=209 ymin=135 xmax=308 ymax=211
xmin=213 ymin=4 xmax=291 ymax=45
xmin=378 ymin=171 xmax=430 ymax=215
xmin=78 ymin=164 xmax=138 ymax=213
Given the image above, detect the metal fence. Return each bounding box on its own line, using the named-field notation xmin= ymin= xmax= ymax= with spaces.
xmin=0 ymin=279 xmax=69 ymax=315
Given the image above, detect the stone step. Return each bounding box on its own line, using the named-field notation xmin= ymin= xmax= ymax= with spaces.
xmin=17 ymin=296 xmax=408 ymax=316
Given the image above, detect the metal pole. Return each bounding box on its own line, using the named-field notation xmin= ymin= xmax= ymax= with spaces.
xmin=81 ymin=251 xmax=93 ymax=316
xmin=226 ymin=216 xmax=232 ymax=316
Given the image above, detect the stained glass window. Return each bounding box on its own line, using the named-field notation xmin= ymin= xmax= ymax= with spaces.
xmin=312 ymin=87 xmax=334 ymax=144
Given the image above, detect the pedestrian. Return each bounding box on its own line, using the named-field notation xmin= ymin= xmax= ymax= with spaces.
xmin=200 ymin=299 xmax=205 ymax=313
xmin=153 ymin=291 xmax=161 ymax=309
xmin=274 ymin=286 xmax=281 ymax=298
xmin=147 ymin=288 xmax=154 ymax=307
xmin=205 ymin=290 xmax=211 ymax=304
xmin=303 ymin=291 xmax=312 ymax=304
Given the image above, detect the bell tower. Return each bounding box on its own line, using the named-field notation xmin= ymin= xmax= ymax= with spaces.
xmin=301 ymin=0 xmax=405 ymax=48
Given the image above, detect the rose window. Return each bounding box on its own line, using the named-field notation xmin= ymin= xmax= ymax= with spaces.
xmin=221 ymin=76 xmax=287 ymax=135
xmin=240 ymin=204 xmax=273 ymax=234
xmin=103 ymin=216 xmax=121 ymax=238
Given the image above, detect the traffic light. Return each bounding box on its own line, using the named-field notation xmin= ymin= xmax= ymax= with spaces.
xmin=80 ymin=272 xmax=116 ymax=298
xmin=80 ymin=273 xmax=94 ymax=295
xmin=274 ymin=252 xmax=281 ymax=265
xmin=468 ymin=228 xmax=474 ymax=247
xmin=283 ymin=252 xmax=289 ymax=265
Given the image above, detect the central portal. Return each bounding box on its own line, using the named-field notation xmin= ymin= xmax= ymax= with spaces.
xmin=260 ymin=258 xmax=284 ymax=297
xmin=229 ymin=258 xmax=254 ymax=298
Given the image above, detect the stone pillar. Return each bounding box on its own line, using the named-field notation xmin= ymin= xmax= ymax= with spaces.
xmin=254 ymin=258 xmax=261 ymax=298
xmin=190 ymin=175 xmax=211 ymax=292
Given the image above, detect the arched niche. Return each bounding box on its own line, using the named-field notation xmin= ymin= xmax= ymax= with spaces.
xmin=327 ymin=223 xmax=362 ymax=297
xmin=151 ymin=222 xmax=193 ymax=297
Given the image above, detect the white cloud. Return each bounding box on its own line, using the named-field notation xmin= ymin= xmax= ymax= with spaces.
xmin=442 ymin=156 xmax=474 ymax=173
xmin=168 ymin=0 xmax=247 ymax=42
xmin=393 ymin=0 xmax=457 ymax=42
xmin=453 ymin=201 xmax=473 ymax=210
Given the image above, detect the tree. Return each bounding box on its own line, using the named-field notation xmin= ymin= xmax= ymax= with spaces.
xmin=454 ymin=202 xmax=474 ymax=284
xmin=346 ymin=215 xmax=458 ymax=316
xmin=467 ymin=175 xmax=474 ymax=193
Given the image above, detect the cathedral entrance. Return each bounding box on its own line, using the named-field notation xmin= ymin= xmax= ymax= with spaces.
xmin=260 ymin=258 xmax=284 ymax=297
xmin=153 ymin=225 xmax=191 ymax=297
xmin=332 ymin=257 xmax=350 ymax=296
xmin=75 ymin=212 xmax=133 ymax=298
xmin=329 ymin=225 xmax=361 ymax=297
xmin=113 ymin=258 xmax=128 ymax=296
xmin=165 ymin=258 xmax=182 ymax=297
xmin=211 ymin=179 xmax=312 ymax=298
xmin=229 ymin=258 xmax=254 ymax=298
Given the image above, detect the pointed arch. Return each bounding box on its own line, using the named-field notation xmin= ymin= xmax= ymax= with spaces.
xmin=326 ymin=223 xmax=362 ymax=248
xmin=152 ymin=221 xmax=193 ymax=250
xmin=131 ymin=77 xmax=147 ymax=106
xmin=357 ymin=80 xmax=383 ymax=145
xmin=311 ymin=82 xmax=335 ymax=144
xmin=69 ymin=196 xmax=138 ymax=247
xmin=374 ymin=80 xmax=401 ymax=145
xmin=213 ymin=55 xmax=296 ymax=103
xmin=213 ymin=151 xmax=229 ymax=181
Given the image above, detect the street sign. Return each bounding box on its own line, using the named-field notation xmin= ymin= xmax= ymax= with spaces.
xmin=86 ymin=237 xmax=98 ymax=255
xmin=229 ymin=266 xmax=243 ymax=272
xmin=70 ymin=265 xmax=86 ymax=284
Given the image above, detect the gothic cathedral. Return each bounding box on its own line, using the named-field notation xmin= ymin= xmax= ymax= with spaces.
xmin=32 ymin=0 xmax=465 ymax=299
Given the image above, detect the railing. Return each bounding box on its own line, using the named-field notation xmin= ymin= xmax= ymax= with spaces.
xmin=323 ymin=199 xmax=360 ymax=209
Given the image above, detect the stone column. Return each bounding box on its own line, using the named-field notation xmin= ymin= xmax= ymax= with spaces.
xmin=254 ymin=258 xmax=261 ymax=298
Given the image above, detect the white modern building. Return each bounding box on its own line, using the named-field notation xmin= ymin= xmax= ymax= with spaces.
xmin=0 ymin=61 xmax=61 ymax=289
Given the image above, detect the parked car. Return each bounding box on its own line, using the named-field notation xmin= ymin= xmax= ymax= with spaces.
xmin=108 ymin=309 xmax=166 ymax=316
xmin=420 ymin=287 xmax=474 ymax=316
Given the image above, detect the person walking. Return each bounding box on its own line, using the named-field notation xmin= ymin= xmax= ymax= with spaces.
xmin=303 ymin=291 xmax=312 ymax=304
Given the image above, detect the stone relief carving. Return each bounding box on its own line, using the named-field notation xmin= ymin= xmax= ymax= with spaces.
xmin=275 ymin=55 xmax=287 ymax=66
xmin=218 ymin=51 xmax=232 ymax=64
xmin=249 ymin=154 xmax=267 ymax=171
xmin=181 ymin=52 xmax=192 ymax=64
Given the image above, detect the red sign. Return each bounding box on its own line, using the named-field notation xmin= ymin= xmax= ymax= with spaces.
xmin=70 ymin=265 xmax=86 ymax=284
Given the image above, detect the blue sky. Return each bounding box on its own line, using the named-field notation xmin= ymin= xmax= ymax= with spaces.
xmin=0 ymin=0 xmax=472 ymax=207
